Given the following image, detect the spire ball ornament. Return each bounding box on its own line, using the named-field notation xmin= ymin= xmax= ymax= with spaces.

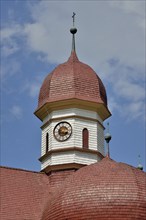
xmin=105 ymin=132 xmax=112 ymax=143
xmin=105 ymin=122 xmax=112 ymax=158
xmin=137 ymin=155 xmax=143 ymax=170
xmin=70 ymin=27 xmax=77 ymax=34
xmin=105 ymin=122 xmax=112 ymax=143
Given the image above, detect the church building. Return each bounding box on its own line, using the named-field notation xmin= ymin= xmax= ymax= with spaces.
xmin=1 ymin=15 xmax=146 ymax=220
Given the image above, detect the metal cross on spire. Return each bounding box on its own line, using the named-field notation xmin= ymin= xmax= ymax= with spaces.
xmin=72 ymin=12 xmax=76 ymax=26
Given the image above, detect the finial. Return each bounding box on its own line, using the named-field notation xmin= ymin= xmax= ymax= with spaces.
xmin=70 ymin=12 xmax=77 ymax=52
xmin=72 ymin=12 xmax=76 ymax=26
xmin=137 ymin=155 xmax=143 ymax=170
xmin=105 ymin=122 xmax=112 ymax=158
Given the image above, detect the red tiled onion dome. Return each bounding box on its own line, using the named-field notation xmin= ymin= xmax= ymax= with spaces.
xmin=38 ymin=51 xmax=107 ymax=109
xmin=42 ymin=157 xmax=146 ymax=220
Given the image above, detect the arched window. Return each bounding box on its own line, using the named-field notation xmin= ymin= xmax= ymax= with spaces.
xmin=82 ymin=128 xmax=89 ymax=149
xmin=46 ymin=133 xmax=49 ymax=153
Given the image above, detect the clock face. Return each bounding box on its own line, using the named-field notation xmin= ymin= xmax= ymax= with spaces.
xmin=54 ymin=122 xmax=72 ymax=142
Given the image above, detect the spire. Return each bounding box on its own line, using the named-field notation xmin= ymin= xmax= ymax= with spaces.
xmin=70 ymin=12 xmax=77 ymax=52
xmin=105 ymin=122 xmax=112 ymax=158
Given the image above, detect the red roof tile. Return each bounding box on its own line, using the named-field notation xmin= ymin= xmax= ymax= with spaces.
xmin=42 ymin=157 xmax=146 ymax=220
xmin=38 ymin=51 xmax=108 ymax=109
xmin=1 ymin=160 xmax=145 ymax=220
xmin=0 ymin=166 xmax=77 ymax=220
xmin=0 ymin=166 xmax=50 ymax=220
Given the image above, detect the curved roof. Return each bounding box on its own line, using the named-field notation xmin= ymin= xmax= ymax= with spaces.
xmin=0 ymin=166 xmax=50 ymax=220
xmin=42 ymin=157 xmax=146 ymax=220
xmin=38 ymin=51 xmax=107 ymax=109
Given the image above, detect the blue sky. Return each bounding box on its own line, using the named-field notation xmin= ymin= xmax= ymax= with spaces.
xmin=1 ymin=0 xmax=145 ymax=171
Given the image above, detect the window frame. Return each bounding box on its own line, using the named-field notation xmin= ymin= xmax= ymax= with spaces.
xmin=82 ymin=128 xmax=89 ymax=149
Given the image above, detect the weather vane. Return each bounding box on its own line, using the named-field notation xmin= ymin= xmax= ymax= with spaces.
xmin=72 ymin=12 xmax=76 ymax=26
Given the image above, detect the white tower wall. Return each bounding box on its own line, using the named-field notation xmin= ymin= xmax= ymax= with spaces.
xmin=40 ymin=108 xmax=105 ymax=171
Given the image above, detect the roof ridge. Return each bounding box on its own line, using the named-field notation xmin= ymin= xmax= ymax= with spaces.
xmin=0 ymin=165 xmax=46 ymax=174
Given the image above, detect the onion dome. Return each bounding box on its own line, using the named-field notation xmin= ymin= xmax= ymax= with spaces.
xmin=34 ymin=14 xmax=111 ymax=121
xmin=35 ymin=51 xmax=111 ymax=121
xmin=42 ymin=157 xmax=146 ymax=220
xmin=38 ymin=52 xmax=108 ymax=107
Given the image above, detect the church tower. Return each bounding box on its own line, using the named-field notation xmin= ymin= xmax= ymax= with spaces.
xmin=34 ymin=14 xmax=111 ymax=173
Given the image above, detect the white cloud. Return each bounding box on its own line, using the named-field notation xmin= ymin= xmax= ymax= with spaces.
xmin=28 ymin=82 xmax=41 ymax=98
xmin=1 ymin=24 xmax=21 ymax=40
xmin=10 ymin=105 xmax=23 ymax=119
xmin=24 ymin=1 xmax=145 ymax=70
xmin=1 ymin=24 xmax=23 ymax=57
xmin=119 ymin=101 xmax=145 ymax=121
xmin=106 ymin=62 xmax=145 ymax=121
xmin=1 ymin=39 xmax=19 ymax=57
xmin=1 ymin=59 xmax=21 ymax=81
xmin=1 ymin=60 xmax=21 ymax=81
xmin=110 ymin=1 xmax=144 ymax=15
xmin=1 ymin=1 xmax=145 ymax=66
xmin=109 ymin=1 xmax=145 ymax=29
xmin=114 ymin=80 xmax=144 ymax=102
xmin=22 ymin=78 xmax=42 ymax=98
xmin=108 ymin=97 xmax=119 ymax=113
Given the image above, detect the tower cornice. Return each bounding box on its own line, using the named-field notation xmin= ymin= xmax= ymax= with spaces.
xmin=34 ymin=98 xmax=111 ymax=121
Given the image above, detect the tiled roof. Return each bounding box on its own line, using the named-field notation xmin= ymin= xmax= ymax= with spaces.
xmin=38 ymin=51 xmax=107 ymax=109
xmin=1 ymin=159 xmax=146 ymax=220
xmin=42 ymin=157 xmax=146 ymax=220
xmin=0 ymin=166 xmax=50 ymax=220
xmin=0 ymin=166 xmax=76 ymax=220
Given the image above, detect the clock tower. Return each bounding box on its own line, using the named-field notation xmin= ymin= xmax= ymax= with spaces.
xmin=34 ymin=16 xmax=111 ymax=174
